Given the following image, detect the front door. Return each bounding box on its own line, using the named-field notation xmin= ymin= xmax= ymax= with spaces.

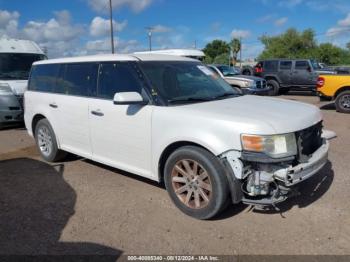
xmin=89 ymin=62 xmax=154 ymax=179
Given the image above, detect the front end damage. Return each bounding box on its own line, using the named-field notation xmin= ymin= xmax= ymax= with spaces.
xmin=220 ymin=124 xmax=334 ymax=209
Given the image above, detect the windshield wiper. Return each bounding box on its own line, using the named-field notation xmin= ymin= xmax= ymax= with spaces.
xmin=168 ymin=97 xmax=213 ymax=104
xmin=212 ymin=92 xmax=242 ymax=100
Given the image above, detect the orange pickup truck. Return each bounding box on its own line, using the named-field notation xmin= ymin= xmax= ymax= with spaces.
xmin=317 ymin=75 xmax=350 ymax=113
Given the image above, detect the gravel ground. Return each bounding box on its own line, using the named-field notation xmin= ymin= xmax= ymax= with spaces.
xmin=0 ymin=94 xmax=349 ymax=256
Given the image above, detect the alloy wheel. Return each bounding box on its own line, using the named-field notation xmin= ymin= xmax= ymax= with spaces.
xmin=171 ymin=159 xmax=212 ymax=209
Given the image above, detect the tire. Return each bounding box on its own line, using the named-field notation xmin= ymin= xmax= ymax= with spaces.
xmin=164 ymin=146 xmax=229 ymax=220
xmin=267 ymin=79 xmax=280 ymax=96
xmin=335 ymin=91 xmax=350 ymax=113
xmin=34 ymin=118 xmax=67 ymax=162
xmin=242 ymin=69 xmax=252 ymax=76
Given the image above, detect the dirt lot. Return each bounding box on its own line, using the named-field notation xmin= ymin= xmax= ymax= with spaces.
xmin=0 ymin=94 xmax=349 ymax=256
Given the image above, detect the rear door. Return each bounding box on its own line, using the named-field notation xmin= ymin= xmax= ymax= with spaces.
xmin=278 ymin=60 xmax=292 ymax=86
xmin=292 ymin=60 xmax=317 ymax=86
xmin=53 ymin=62 xmax=98 ymax=158
xmin=89 ymin=62 xmax=153 ymax=178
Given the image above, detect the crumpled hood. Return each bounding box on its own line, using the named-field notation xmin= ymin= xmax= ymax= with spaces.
xmin=177 ymin=95 xmax=322 ymax=134
xmin=0 ymin=80 xmax=28 ymax=95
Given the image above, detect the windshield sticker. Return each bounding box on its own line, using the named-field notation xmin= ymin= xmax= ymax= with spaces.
xmin=197 ymin=65 xmax=214 ymax=76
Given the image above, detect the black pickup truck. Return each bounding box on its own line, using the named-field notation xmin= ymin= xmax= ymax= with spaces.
xmin=252 ymin=59 xmax=326 ymax=95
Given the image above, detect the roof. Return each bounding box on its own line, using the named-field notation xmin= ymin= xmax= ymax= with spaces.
xmin=0 ymin=37 xmax=44 ymax=54
xmin=33 ymin=53 xmax=196 ymax=65
xmin=134 ymin=49 xmax=205 ymax=57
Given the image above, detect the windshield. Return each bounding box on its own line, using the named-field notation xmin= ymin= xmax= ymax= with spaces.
xmin=216 ymin=65 xmax=239 ymax=77
xmin=0 ymin=53 xmax=46 ymax=80
xmin=139 ymin=61 xmax=241 ymax=104
xmin=310 ymin=60 xmax=321 ymax=70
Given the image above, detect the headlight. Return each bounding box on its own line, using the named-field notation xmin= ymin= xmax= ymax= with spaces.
xmin=241 ymin=133 xmax=297 ymax=158
xmin=0 ymin=83 xmax=13 ymax=94
xmin=241 ymin=80 xmax=252 ymax=88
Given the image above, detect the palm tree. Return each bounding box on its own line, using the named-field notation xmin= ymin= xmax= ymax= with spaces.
xmin=230 ymin=38 xmax=241 ymax=65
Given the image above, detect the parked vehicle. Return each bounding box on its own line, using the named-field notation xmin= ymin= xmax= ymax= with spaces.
xmin=0 ymin=37 xmax=46 ymax=128
xmin=317 ymin=75 xmax=350 ymax=113
xmin=253 ymin=59 xmax=320 ymax=95
xmin=208 ymin=64 xmax=270 ymax=95
xmin=134 ymin=49 xmax=205 ymax=61
xmin=25 ymin=54 xmax=333 ymax=219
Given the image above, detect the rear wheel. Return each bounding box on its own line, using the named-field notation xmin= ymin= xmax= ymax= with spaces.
xmin=267 ymin=79 xmax=280 ymax=96
xmin=335 ymin=91 xmax=350 ymax=113
xmin=164 ymin=146 xmax=229 ymax=220
xmin=34 ymin=119 xmax=67 ymax=162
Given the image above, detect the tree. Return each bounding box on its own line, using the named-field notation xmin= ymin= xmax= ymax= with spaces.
xmin=230 ymin=38 xmax=241 ymax=65
xmin=258 ymin=28 xmax=317 ymax=59
xmin=316 ymin=43 xmax=343 ymax=65
xmin=213 ymin=53 xmax=230 ymax=65
xmin=346 ymin=42 xmax=350 ymax=50
xmin=202 ymin=40 xmax=230 ymax=62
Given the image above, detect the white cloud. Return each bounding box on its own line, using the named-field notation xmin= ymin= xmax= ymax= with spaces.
xmin=151 ymin=24 xmax=172 ymax=33
xmin=278 ymin=0 xmax=303 ymax=8
xmin=90 ymin=16 xmax=127 ymax=37
xmin=256 ymin=14 xmax=274 ymax=23
xmin=88 ymin=0 xmax=153 ymax=13
xmin=0 ymin=10 xmax=20 ymax=37
xmin=230 ymin=29 xmax=251 ymax=39
xmin=86 ymin=37 xmax=141 ymax=53
xmin=326 ymin=12 xmax=350 ymax=38
xmin=274 ymin=17 xmax=288 ymax=26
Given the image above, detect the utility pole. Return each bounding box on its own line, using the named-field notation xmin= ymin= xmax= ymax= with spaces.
xmin=109 ymin=0 xmax=115 ymax=54
xmin=145 ymin=27 xmax=154 ymax=51
xmin=239 ymin=36 xmax=242 ymax=68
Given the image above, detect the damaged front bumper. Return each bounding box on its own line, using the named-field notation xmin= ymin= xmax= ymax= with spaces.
xmin=221 ymin=137 xmax=331 ymax=208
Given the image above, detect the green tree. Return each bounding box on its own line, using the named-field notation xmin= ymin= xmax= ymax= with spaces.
xmin=316 ymin=43 xmax=343 ymax=65
xmin=230 ymin=38 xmax=241 ymax=65
xmin=258 ymin=28 xmax=317 ymax=59
xmin=213 ymin=53 xmax=230 ymax=65
xmin=202 ymin=40 xmax=230 ymax=61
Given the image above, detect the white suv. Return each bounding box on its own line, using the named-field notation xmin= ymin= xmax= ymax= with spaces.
xmin=25 ymin=54 xmax=333 ymax=219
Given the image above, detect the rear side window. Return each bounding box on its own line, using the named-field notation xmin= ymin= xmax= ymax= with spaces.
xmin=29 ymin=64 xmax=60 ymax=92
xmin=279 ymin=61 xmax=292 ymax=70
xmin=97 ymin=62 xmax=144 ymax=99
xmin=57 ymin=63 xmax=98 ymax=96
xmin=263 ymin=61 xmax=278 ymax=71
xmin=295 ymin=61 xmax=309 ymax=70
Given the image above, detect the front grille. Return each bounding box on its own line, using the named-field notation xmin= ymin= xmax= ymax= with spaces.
xmin=296 ymin=121 xmax=323 ymax=163
xmin=255 ymin=80 xmax=267 ymax=89
xmin=8 ymin=107 xmax=20 ymax=111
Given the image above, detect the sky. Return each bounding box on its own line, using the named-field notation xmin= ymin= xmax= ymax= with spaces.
xmin=1 ymin=0 xmax=350 ymax=59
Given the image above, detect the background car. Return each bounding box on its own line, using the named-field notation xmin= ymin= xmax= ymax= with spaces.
xmin=253 ymin=59 xmax=320 ymax=95
xmin=207 ymin=64 xmax=270 ymax=95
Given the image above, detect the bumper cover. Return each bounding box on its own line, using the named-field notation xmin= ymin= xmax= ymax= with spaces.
xmin=242 ymin=86 xmax=271 ymax=95
xmin=274 ymin=140 xmax=329 ymax=186
xmin=0 ymin=94 xmax=23 ymax=124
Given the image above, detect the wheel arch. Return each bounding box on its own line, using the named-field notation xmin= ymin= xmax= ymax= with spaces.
xmin=334 ymin=86 xmax=350 ymax=99
xmin=157 ymin=141 xmax=216 ymax=183
xmin=32 ymin=114 xmax=47 ymax=135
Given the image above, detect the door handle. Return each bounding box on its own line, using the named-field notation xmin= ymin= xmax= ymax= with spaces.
xmin=49 ymin=103 xmax=58 ymax=108
xmin=91 ymin=110 xmax=104 ymax=116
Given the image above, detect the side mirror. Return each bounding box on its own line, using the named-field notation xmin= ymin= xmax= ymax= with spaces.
xmin=307 ymin=66 xmax=312 ymax=72
xmin=113 ymin=92 xmax=148 ymax=105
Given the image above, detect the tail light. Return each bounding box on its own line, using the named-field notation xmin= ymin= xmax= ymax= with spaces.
xmin=317 ymin=77 xmax=325 ymax=89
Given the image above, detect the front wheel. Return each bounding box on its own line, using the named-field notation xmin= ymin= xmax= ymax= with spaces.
xmin=335 ymin=91 xmax=350 ymax=113
xmin=34 ymin=118 xmax=67 ymax=162
xmin=267 ymin=79 xmax=280 ymax=96
xmin=164 ymin=146 xmax=229 ymax=220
